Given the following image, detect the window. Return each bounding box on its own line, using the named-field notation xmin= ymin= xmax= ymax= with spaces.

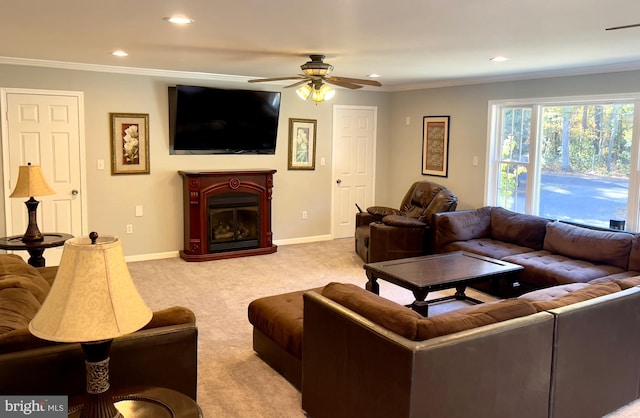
xmin=488 ymin=94 xmax=640 ymax=231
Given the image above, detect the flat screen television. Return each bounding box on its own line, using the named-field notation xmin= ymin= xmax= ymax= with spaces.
xmin=168 ymin=85 xmax=281 ymax=154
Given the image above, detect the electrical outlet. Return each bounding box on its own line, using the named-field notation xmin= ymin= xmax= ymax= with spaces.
xmin=126 ymin=224 xmax=133 ymax=234
xmin=302 ymin=211 xmax=308 ymax=220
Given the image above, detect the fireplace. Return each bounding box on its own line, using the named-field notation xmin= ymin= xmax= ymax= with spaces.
xmin=179 ymin=170 xmax=276 ymax=261
xmin=208 ymin=192 xmax=259 ymax=252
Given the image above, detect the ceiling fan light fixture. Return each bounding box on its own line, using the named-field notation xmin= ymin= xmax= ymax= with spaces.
xmin=311 ymin=84 xmax=335 ymax=103
xmin=296 ymin=84 xmax=313 ymax=100
xmin=300 ymin=55 xmax=334 ymax=77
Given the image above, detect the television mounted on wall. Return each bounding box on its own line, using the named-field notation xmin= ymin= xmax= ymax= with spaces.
xmin=168 ymin=85 xmax=281 ymax=154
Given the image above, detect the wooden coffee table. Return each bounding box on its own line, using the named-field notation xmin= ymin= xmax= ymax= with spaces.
xmin=364 ymin=251 xmax=523 ymax=316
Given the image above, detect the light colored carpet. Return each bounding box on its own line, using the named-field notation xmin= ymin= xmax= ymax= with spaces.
xmin=126 ymin=238 xmax=639 ymax=417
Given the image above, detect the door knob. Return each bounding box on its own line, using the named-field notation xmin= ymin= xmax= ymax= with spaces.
xmin=71 ymin=189 xmax=79 ymax=196
xmin=336 ymin=179 xmax=342 ymax=184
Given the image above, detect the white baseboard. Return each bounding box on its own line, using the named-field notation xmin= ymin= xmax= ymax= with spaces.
xmin=124 ymin=234 xmax=336 ymax=263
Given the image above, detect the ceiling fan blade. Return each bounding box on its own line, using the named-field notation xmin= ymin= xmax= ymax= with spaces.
xmin=284 ymin=79 xmax=310 ymax=88
xmin=324 ymin=79 xmax=363 ymax=89
xmin=328 ymin=76 xmax=382 ymax=87
xmin=248 ymin=76 xmax=306 ymax=83
xmin=605 ymin=23 xmax=640 ymax=31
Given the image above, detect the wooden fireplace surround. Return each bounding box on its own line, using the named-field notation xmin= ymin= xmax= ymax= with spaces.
xmin=179 ymin=169 xmax=277 ymax=262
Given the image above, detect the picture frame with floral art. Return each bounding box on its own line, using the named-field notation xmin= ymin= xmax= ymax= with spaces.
xmin=422 ymin=115 xmax=450 ymax=177
xmin=288 ymin=118 xmax=317 ymax=170
xmin=110 ymin=113 xmax=150 ymax=175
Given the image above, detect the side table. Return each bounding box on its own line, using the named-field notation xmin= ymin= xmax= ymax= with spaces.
xmin=69 ymin=386 xmax=203 ymax=418
xmin=0 ymin=232 xmax=73 ymax=267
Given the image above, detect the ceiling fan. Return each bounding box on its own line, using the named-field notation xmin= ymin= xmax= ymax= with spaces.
xmin=248 ymin=54 xmax=382 ymax=102
xmin=605 ymin=23 xmax=640 ymax=31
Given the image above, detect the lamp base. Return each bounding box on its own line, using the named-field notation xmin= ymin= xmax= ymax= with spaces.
xmin=21 ymin=197 xmax=44 ymax=243
xmin=80 ymin=340 xmax=122 ymax=418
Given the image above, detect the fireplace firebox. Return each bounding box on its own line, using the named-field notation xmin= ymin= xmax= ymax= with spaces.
xmin=179 ymin=170 xmax=276 ymax=261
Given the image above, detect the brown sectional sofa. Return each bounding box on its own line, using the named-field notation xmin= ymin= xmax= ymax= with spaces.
xmin=433 ymin=206 xmax=640 ymax=294
xmin=0 ymin=254 xmax=199 ymax=399
xmin=249 ymin=278 xmax=640 ymax=418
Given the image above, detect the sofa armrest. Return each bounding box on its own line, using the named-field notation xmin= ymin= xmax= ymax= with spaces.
xmin=302 ymin=291 xmax=554 ymax=418
xmin=0 ymin=323 xmax=198 ymax=400
xmin=355 ymin=211 xmax=380 ymax=228
xmin=368 ymin=222 xmax=429 ymax=262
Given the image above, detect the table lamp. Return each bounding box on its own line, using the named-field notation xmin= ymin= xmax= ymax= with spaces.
xmin=29 ymin=232 xmax=153 ymax=418
xmin=9 ymin=162 xmax=55 ymax=242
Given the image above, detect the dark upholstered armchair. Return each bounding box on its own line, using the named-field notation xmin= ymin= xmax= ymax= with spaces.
xmin=355 ymin=181 xmax=458 ymax=263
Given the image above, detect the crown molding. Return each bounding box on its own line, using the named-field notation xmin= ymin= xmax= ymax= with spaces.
xmin=2 ymin=55 xmax=640 ymax=92
xmin=0 ymin=56 xmax=250 ymax=83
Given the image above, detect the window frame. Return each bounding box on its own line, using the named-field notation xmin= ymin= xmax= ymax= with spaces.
xmin=486 ymin=93 xmax=640 ymax=232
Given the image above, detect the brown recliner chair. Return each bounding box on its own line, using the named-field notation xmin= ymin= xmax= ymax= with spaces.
xmin=355 ymin=181 xmax=458 ymax=263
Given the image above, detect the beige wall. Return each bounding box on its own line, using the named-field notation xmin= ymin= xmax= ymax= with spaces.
xmin=0 ymin=64 xmax=390 ymax=257
xmin=2 ymin=63 xmax=639 ymax=258
xmin=388 ymin=70 xmax=640 ymax=210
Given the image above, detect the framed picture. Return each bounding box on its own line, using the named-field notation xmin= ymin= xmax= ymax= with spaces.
xmin=422 ymin=115 xmax=450 ymax=177
xmin=288 ymin=118 xmax=317 ymax=170
xmin=110 ymin=113 xmax=150 ymax=175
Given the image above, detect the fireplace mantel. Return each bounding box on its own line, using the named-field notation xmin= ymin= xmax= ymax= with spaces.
xmin=179 ymin=169 xmax=277 ymax=262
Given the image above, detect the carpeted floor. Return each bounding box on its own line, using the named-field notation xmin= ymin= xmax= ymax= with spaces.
xmin=126 ymin=238 xmax=640 ymax=417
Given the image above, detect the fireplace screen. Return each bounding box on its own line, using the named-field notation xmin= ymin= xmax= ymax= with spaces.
xmin=208 ymin=192 xmax=259 ymax=252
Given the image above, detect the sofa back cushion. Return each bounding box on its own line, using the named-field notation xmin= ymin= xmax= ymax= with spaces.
xmin=490 ymin=207 xmax=549 ymax=250
xmin=543 ymin=222 xmax=632 ymax=270
xmin=321 ymin=283 xmax=423 ymax=340
xmin=322 ymin=283 xmax=537 ymax=342
xmin=528 ymin=282 xmax=621 ymax=312
xmin=0 ymin=288 xmax=41 ymax=335
xmin=415 ymin=299 xmax=536 ymax=340
xmin=434 ymin=207 xmax=493 ymax=251
xmin=627 ymin=235 xmax=640 ymax=272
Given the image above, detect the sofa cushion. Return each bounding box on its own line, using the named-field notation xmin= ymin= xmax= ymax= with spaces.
xmin=490 ymin=207 xmax=549 ymax=250
xmin=0 ymin=287 xmax=41 ymax=335
xmin=612 ymin=276 xmax=640 ymax=290
xmin=321 ymin=282 xmax=422 ymax=340
xmin=415 ymin=298 xmax=536 ymax=340
xmin=443 ymin=238 xmax=535 ymax=260
xmin=543 ymin=222 xmax=632 ymax=270
xmin=503 ymin=250 xmax=626 ymax=287
xmin=528 ymin=282 xmax=621 ymax=312
xmin=248 ymin=288 xmax=318 ymax=359
xmin=0 ymin=274 xmax=50 ymax=304
xmin=382 ymin=215 xmax=426 ymax=227
xmin=518 ymin=283 xmax=589 ymax=302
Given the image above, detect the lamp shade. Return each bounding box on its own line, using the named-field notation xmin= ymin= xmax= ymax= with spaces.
xmin=9 ymin=164 xmax=55 ymax=198
xmin=29 ymin=235 xmax=152 ymax=343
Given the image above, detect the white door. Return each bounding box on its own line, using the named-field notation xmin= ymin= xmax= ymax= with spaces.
xmin=332 ymin=106 xmax=377 ymax=238
xmin=1 ymin=89 xmax=86 ymax=266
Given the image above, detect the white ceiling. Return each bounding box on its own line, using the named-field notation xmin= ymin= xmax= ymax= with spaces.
xmin=3 ymin=0 xmax=640 ymax=90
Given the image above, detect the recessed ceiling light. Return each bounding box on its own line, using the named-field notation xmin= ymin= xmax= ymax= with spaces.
xmin=490 ymin=56 xmax=509 ymax=62
xmin=112 ymin=50 xmax=128 ymax=57
xmin=164 ymin=16 xmax=194 ymax=25
xmin=368 ymin=73 xmax=381 ymax=78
